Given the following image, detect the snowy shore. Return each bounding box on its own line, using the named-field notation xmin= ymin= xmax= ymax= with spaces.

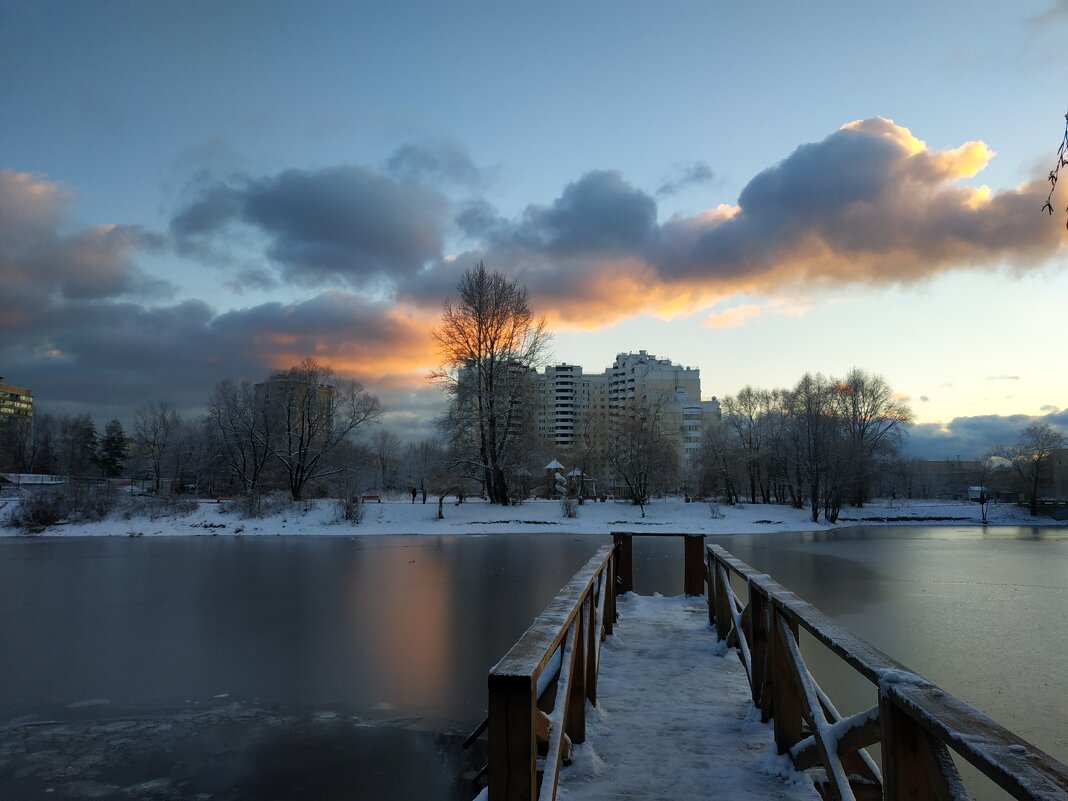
xmin=0 ymin=494 xmax=1057 ymax=538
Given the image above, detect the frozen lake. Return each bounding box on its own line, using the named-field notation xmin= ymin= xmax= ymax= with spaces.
xmin=1 ymin=525 xmax=1065 ymax=799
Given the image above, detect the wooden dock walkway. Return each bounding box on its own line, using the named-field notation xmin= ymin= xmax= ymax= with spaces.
xmin=469 ymin=534 xmax=1068 ymax=801
xmin=558 ymin=592 xmax=819 ymax=801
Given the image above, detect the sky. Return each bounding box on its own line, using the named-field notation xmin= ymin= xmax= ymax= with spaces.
xmin=3 ymin=0 xmax=1068 ymax=459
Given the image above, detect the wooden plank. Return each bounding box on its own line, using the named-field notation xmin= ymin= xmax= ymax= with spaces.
xmin=917 ymin=729 xmax=970 ymax=801
xmin=880 ymin=690 xmax=944 ymax=801
xmin=488 ymin=672 xmax=536 ymax=801
xmin=684 ymin=534 xmax=705 ymax=595
xmin=771 ymin=605 xmax=804 ymax=754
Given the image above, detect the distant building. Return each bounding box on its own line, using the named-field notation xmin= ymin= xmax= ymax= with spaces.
xmin=532 ymin=351 xmax=720 ymax=488
xmin=0 ymin=377 xmax=33 ymax=422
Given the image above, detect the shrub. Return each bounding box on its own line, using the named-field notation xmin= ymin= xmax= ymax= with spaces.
xmin=708 ymin=500 xmax=725 ymax=520
xmin=334 ymin=493 xmax=363 ymax=525
xmin=561 ymin=496 xmax=579 ymax=519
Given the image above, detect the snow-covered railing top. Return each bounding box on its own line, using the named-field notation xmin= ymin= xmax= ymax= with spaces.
xmin=707 ymin=543 xmax=1068 ymax=801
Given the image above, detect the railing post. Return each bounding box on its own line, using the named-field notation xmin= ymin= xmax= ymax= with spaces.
xmin=488 ymin=672 xmax=536 ymax=801
xmin=880 ymin=690 xmax=948 ymax=801
xmin=770 ymin=604 xmax=803 ymax=754
xmin=684 ymin=534 xmax=705 ymax=596
xmin=612 ymin=533 xmax=633 ymax=594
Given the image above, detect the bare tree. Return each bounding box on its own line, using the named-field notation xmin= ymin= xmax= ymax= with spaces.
xmin=609 ymin=394 xmax=677 ymax=517
xmin=370 ymin=429 xmax=401 ymax=491
xmin=259 ymin=358 xmax=382 ymax=501
xmin=833 ymin=368 xmax=914 ymax=507
xmin=1043 ymin=109 xmax=1068 ymax=229
xmin=135 ymin=401 xmax=179 ymax=492
xmin=430 ymin=262 xmax=551 ymax=505
xmin=208 ymin=379 xmax=272 ymax=496
xmin=991 ymin=422 xmax=1066 ymax=515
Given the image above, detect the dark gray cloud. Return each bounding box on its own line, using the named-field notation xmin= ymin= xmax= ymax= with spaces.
xmin=907 ymin=410 xmax=1068 ymax=459
xmin=2 ymin=168 xmax=447 ymax=429
xmin=656 ymin=161 xmax=715 ymax=197
xmin=385 ymin=140 xmax=484 ymax=187
xmin=507 ymin=170 xmax=658 ymax=254
xmin=3 ymin=288 xmax=437 ymax=424
xmin=171 ymin=165 xmax=447 ymax=288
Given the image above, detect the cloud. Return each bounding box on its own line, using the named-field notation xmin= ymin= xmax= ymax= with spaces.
xmin=0 ymin=170 xmax=171 ymax=335
xmin=385 ymin=140 xmax=484 ymax=187
xmin=171 ymin=165 xmax=448 ymax=289
xmin=985 ymin=374 xmax=1020 ymax=381
xmin=657 ymin=161 xmax=715 ymax=197
xmin=907 ymin=409 xmax=1068 ymax=459
xmin=169 ymin=118 xmax=1066 ymax=332
xmin=403 ymin=117 xmax=1064 ymax=329
xmin=2 ymin=286 xmax=439 ymax=421
xmin=920 ymin=395 xmax=930 ymax=402
xmin=702 ymin=304 xmax=762 ymax=329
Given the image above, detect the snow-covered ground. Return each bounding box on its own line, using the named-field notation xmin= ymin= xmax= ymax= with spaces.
xmin=559 ymin=593 xmax=820 ymax=801
xmin=0 ymin=493 xmax=1056 ymax=537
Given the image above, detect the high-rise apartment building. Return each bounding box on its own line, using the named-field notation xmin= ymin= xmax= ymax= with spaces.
xmin=532 ymin=351 xmax=719 ymax=484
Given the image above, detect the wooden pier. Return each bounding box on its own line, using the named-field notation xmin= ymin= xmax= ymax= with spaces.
xmin=467 ymin=532 xmax=1068 ymax=801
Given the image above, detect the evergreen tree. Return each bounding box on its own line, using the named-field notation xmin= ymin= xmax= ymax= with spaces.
xmin=98 ymin=419 xmax=128 ymax=478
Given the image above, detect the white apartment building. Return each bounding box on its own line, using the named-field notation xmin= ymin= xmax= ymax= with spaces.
xmin=533 ymin=351 xmax=720 ymax=483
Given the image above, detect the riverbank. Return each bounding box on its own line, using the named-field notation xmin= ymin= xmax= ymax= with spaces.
xmin=1 ymin=494 xmax=1057 ymax=537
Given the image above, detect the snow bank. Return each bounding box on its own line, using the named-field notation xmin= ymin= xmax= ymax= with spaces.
xmin=0 ymin=495 xmax=1053 ymax=538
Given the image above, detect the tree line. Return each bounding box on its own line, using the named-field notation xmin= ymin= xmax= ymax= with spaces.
xmin=695 ymin=372 xmax=913 ymax=522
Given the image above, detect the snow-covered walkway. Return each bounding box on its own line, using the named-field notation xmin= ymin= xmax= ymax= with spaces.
xmin=558 ymin=594 xmax=820 ymax=801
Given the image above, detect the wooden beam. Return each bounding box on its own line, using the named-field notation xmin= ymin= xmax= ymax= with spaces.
xmin=684 ymin=534 xmax=705 ymax=596
xmin=488 ymin=672 xmax=536 ymax=801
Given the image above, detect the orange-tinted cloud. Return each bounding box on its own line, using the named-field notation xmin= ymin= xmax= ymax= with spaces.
xmin=405 ymin=118 xmax=1063 ymax=328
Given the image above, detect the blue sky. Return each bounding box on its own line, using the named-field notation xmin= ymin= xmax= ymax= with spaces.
xmin=3 ymin=0 xmax=1068 ymax=457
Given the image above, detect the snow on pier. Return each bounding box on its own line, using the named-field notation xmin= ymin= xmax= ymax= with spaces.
xmin=558 ymin=592 xmax=818 ymax=801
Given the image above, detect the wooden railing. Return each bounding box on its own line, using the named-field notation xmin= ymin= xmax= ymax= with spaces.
xmin=611 ymin=531 xmax=706 ymax=596
xmin=480 ymin=544 xmax=618 ymax=801
xmin=706 ymin=543 xmax=1068 ymax=801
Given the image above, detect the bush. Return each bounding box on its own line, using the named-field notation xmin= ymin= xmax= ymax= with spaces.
xmin=708 ymin=500 xmax=725 ymax=520
xmin=223 ymin=491 xmax=291 ymax=520
xmin=334 ymin=493 xmax=363 ymax=525
xmin=5 ymin=482 xmax=119 ymax=532
xmin=561 ymin=496 xmax=579 ymax=519
xmin=120 ymin=493 xmax=197 ymax=521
